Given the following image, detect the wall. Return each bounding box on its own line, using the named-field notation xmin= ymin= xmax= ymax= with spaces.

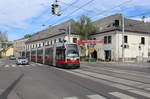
xmin=116 ymin=31 xmax=150 ymax=62
xmin=5 ymin=48 xmax=14 ymax=56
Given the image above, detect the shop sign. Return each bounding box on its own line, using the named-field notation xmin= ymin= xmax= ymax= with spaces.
xmin=104 ymin=45 xmax=112 ymax=50
xmin=77 ymin=40 xmax=104 ymax=45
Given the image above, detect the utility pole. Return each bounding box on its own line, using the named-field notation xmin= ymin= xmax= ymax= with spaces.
xmin=122 ymin=14 xmax=125 ymax=62
xmin=68 ymin=22 xmax=71 ymax=43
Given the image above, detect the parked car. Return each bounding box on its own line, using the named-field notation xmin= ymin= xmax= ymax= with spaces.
xmin=9 ymin=55 xmax=16 ymax=60
xmin=16 ymin=57 xmax=29 ymax=65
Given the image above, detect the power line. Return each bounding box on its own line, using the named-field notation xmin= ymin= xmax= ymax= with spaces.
xmin=41 ymin=0 xmax=79 ymax=27
xmin=50 ymin=0 xmax=95 ymax=26
xmin=127 ymin=11 xmax=150 ymax=18
xmin=59 ymin=1 xmax=98 ymax=14
xmin=90 ymin=0 xmax=133 ymax=19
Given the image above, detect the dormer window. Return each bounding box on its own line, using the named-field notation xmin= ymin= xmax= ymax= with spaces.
xmin=113 ymin=20 xmax=119 ymax=27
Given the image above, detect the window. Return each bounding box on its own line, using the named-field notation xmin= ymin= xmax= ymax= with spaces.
xmin=104 ymin=36 xmax=107 ymax=44
xmin=43 ymin=42 xmax=45 ymax=46
xmin=93 ymin=38 xmax=96 ymax=40
xmin=59 ymin=38 xmax=61 ymax=42
xmin=141 ymin=37 xmax=145 ymax=44
xmin=108 ymin=36 xmax=112 ymax=43
xmin=113 ymin=20 xmax=119 ymax=27
xmin=73 ymin=38 xmax=77 ymax=43
xmin=124 ymin=36 xmax=128 ymax=43
xmin=54 ymin=39 xmax=56 ymax=43
xmin=51 ymin=40 xmax=52 ymax=45
xmin=39 ymin=44 xmax=41 ymax=47
xmin=47 ymin=41 xmax=49 ymax=45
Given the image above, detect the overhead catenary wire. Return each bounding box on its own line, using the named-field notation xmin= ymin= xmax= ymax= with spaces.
xmin=50 ymin=0 xmax=95 ymax=26
xmin=90 ymin=0 xmax=133 ymax=19
xmin=50 ymin=0 xmax=133 ymax=27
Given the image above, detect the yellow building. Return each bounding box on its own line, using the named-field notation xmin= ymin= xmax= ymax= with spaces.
xmin=1 ymin=47 xmax=14 ymax=57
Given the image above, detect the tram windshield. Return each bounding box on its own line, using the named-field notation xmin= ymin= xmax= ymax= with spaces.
xmin=66 ymin=44 xmax=79 ymax=57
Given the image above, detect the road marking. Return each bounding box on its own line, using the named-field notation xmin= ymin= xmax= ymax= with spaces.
xmin=25 ymin=65 xmax=30 ymax=67
xmin=57 ymin=68 xmax=150 ymax=99
xmin=87 ymin=94 xmax=106 ymax=99
xmin=12 ymin=65 xmax=16 ymax=67
xmin=19 ymin=65 xmax=23 ymax=67
xmin=73 ymin=69 xmax=143 ymax=86
xmin=129 ymin=90 xmax=150 ymax=98
xmin=5 ymin=65 xmax=9 ymax=67
xmin=63 ymin=97 xmax=78 ymax=99
xmin=109 ymin=92 xmax=137 ymax=99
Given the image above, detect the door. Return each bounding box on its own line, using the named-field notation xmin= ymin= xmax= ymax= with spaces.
xmin=105 ymin=50 xmax=111 ymax=61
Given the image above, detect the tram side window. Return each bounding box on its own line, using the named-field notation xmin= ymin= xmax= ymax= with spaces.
xmin=56 ymin=47 xmax=65 ymax=60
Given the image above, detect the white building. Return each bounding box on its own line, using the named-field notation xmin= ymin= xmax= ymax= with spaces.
xmin=24 ymin=14 xmax=150 ymax=62
xmin=25 ymin=20 xmax=79 ymax=50
xmin=92 ymin=14 xmax=150 ymax=62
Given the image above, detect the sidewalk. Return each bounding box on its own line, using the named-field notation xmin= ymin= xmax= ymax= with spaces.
xmin=0 ymin=70 xmax=23 ymax=99
xmin=81 ymin=61 xmax=150 ymax=68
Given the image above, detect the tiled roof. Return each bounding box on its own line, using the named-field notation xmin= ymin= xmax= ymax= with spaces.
xmin=26 ymin=14 xmax=150 ymax=43
xmin=92 ymin=14 xmax=150 ymax=35
xmin=26 ymin=19 xmax=76 ymax=43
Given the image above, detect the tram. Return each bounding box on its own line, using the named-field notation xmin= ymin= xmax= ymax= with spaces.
xmin=23 ymin=42 xmax=80 ymax=69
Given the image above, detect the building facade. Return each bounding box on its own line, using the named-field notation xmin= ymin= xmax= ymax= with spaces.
xmin=13 ymin=38 xmax=29 ymax=57
xmin=22 ymin=14 xmax=150 ymax=62
xmin=91 ymin=14 xmax=150 ymax=62
xmin=25 ymin=20 xmax=80 ymax=51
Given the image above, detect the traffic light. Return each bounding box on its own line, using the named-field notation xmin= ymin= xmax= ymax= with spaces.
xmin=51 ymin=3 xmax=61 ymax=16
xmin=51 ymin=4 xmax=55 ymax=15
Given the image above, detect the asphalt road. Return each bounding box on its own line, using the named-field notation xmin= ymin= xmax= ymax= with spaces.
xmin=0 ymin=58 xmax=150 ymax=99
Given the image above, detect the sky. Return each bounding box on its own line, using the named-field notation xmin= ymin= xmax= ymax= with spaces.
xmin=0 ymin=0 xmax=150 ymax=41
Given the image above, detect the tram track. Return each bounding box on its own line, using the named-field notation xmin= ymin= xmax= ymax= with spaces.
xmin=81 ymin=64 xmax=150 ymax=79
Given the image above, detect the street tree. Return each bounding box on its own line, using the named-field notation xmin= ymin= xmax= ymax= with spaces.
xmin=75 ymin=15 xmax=97 ymax=40
xmin=24 ymin=34 xmax=32 ymax=38
xmin=74 ymin=15 xmax=98 ymax=58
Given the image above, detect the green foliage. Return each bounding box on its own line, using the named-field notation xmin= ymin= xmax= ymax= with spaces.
xmin=75 ymin=15 xmax=98 ymax=40
xmin=24 ymin=34 xmax=32 ymax=38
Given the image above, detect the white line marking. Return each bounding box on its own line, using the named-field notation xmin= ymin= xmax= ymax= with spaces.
xmin=109 ymin=92 xmax=137 ymax=99
xmin=5 ymin=65 xmax=9 ymax=67
xmin=87 ymin=94 xmax=106 ymax=99
xmin=57 ymin=68 xmax=150 ymax=99
xmin=19 ymin=65 xmax=23 ymax=67
xmin=129 ymin=90 xmax=150 ymax=98
xmin=63 ymin=97 xmax=78 ymax=99
xmin=12 ymin=65 xmax=16 ymax=67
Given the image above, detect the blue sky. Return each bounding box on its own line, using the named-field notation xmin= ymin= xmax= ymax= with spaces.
xmin=0 ymin=0 xmax=150 ymax=41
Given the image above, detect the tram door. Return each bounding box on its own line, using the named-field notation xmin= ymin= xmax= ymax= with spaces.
xmin=105 ymin=50 xmax=111 ymax=61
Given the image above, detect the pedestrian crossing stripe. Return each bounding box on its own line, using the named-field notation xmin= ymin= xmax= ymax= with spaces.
xmin=12 ymin=65 xmax=16 ymax=67
xmin=87 ymin=94 xmax=106 ymax=99
xmin=19 ymin=65 xmax=23 ymax=67
xmin=3 ymin=64 xmax=37 ymax=68
xmin=63 ymin=97 xmax=78 ymax=99
xmin=5 ymin=65 xmax=9 ymax=67
xmin=109 ymin=92 xmax=137 ymax=99
xmin=63 ymin=93 xmax=138 ymax=99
